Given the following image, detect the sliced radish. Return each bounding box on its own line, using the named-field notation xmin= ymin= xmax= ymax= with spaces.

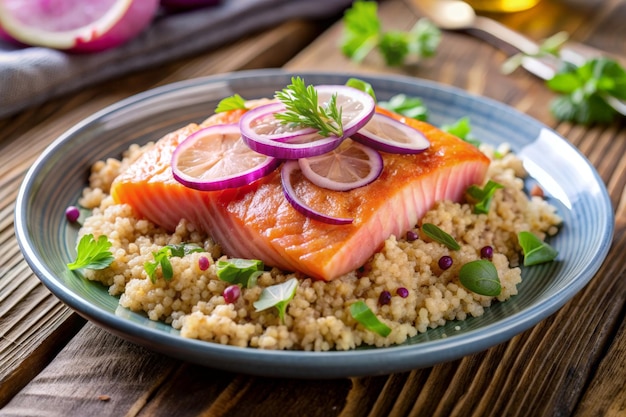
xmin=0 ymin=0 xmax=159 ymax=52
xmin=298 ymin=140 xmax=383 ymax=191
xmin=239 ymin=102 xmax=344 ymax=159
xmin=281 ymin=161 xmax=353 ymax=225
xmin=352 ymin=112 xmax=431 ymax=154
xmin=172 ymin=124 xmax=279 ymax=191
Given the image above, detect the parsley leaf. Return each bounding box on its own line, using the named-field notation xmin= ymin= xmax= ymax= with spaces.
xmin=215 ymin=94 xmax=247 ymax=113
xmin=274 ymin=76 xmax=344 ymax=137
xmin=341 ymin=0 xmax=380 ymax=63
xmin=144 ymin=243 xmax=203 ymax=283
xmin=253 ymin=278 xmax=298 ymax=324
xmin=441 ymin=117 xmax=481 ymax=147
xmin=378 ymin=94 xmax=428 ymax=121
xmin=466 ymin=180 xmax=504 ymax=214
xmin=67 ymin=234 xmax=114 ymax=270
xmin=341 ymin=1 xmax=440 ymax=66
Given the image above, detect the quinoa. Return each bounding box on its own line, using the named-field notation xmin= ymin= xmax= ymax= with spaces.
xmin=76 ymin=141 xmax=561 ymax=351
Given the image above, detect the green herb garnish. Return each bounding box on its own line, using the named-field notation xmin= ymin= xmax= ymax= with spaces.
xmin=346 ymin=78 xmax=377 ymax=102
xmin=518 ymin=231 xmax=558 ymax=266
xmin=215 ymin=94 xmax=247 ymax=113
xmin=466 ymin=180 xmax=504 ymax=214
xmin=216 ymin=258 xmax=264 ymax=287
xmin=441 ymin=117 xmax=481 ymax=147
xmin=67 ymin=233 xmax=114 ymax=270
xmin=421 ymin=223 xmax=461 ymax=250
xmin=459 ymin=260 xmax=501 ymax=296
xmin=144 ymin=243 xmax=203 ymax=283
xmin=341 ymin=1 xmax=440 ymax=67
xmin=253 ymin=278 xmax=298 ymax=324
xmin=379 ymin=94 xmax=428 ymax=121
xmin=274 ymin=76 xmax=343 ymax=137
xmin=350 ymin=300 xmax=391 ymax=337
xmin=547 ymin=57 xmax=626 ymax=124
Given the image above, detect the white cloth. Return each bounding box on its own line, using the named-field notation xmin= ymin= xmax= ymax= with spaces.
xmin=0 ymin=0 xmax=352 ymax=119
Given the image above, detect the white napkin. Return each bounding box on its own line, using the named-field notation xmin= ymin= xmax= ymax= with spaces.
xmin=0 ymin=0 xmax=352 ymax=119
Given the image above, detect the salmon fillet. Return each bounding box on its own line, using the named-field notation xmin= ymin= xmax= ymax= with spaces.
xmin=110 ymin=108 xmax=490 ymax=280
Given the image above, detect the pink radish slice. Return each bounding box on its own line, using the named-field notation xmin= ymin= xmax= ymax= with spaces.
xmin=0 ymin=0 xmax=160 ymax=52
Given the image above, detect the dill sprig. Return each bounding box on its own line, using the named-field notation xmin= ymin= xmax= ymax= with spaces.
xmin=274 ymin=77 xmax=344 ymax=137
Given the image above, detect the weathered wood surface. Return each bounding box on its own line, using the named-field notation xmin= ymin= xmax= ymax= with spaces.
xmin=1 ymin=0 xmax=624 ymax=415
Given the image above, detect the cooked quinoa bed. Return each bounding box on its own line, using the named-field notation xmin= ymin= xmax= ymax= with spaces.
xmin=77 ymin=141 xmax=561 ymax=351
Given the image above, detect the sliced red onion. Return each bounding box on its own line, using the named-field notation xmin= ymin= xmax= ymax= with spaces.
xmin=239 ymin=102 xmax=344 ymax=159
xmin=352 ymin=112 xmax=431 ymax=154
xmin=298 ymin=141 xmax=383 ymax=191
xmin=314 ymin=85 xmax=376 ymax=138
xmin=280 ymin=161 xmax=353 ymax=225
xmin=172 ymin=124 xmax=279 ymax=191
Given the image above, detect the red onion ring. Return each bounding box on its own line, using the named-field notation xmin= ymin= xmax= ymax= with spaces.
xmin=172 ymin=124 xmax=279 ymax=191
xmin=280 ymin=161 xmax=353 ymax=225
xmin=352 ymin=112 xmax=430 ymax=154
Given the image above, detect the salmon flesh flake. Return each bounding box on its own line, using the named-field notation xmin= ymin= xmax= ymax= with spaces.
xmin=110 ymin=110 xmax=490 ymax=281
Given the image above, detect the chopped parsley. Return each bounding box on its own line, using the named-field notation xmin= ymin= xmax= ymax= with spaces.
xmin=341 ymin=0 xmax=440 ymax=66
xmin=144 ymin=243 xmax=203 ymax=283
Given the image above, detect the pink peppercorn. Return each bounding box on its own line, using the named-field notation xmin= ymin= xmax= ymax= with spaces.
xmin=223 ymin=285 xmax=241 ymax=304
xmin=65 ymin=206 xmax=80 ymax=223
xmin=378 ymin=290 xmax=392 ymax=305
xmin=396 ymin=287 xmax=409 ymax=298
xmin=198 ymin=256 xmax=210 ymax=271
xmin=438 ymin=255 xmax=453 ymax=270
xmin=406 ymin=230 xmax=419 ymax=241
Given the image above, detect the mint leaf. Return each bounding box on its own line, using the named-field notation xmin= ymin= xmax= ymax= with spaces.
xmin=459 ymin=260 xmax=501 ymax=296
xmin=253 ymin=278 xmax=298 ymax=324
xmin=421 ymin=223 xmax=461 ymax=250
xmin=518 ymin=231 xmax=558 ymax=266
xmin=350 ymin=300 xmax=391 ymax=337
xmin=216 ymin=258 xmax=264 ymax=287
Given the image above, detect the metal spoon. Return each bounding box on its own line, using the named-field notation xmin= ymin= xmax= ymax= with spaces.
xmin=408 ymin=0 xmax=626 ymax=116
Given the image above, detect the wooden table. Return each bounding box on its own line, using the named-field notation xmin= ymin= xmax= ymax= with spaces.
xmin=1 ymin=1 xmax=624 ymax=415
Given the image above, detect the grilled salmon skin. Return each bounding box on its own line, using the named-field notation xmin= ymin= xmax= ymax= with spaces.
xmin=110 ymin=108 xmax=490 ymax=280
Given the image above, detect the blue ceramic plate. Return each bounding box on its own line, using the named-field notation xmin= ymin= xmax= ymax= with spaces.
xmin=15 ymin=70 xmax=613 ymax=378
